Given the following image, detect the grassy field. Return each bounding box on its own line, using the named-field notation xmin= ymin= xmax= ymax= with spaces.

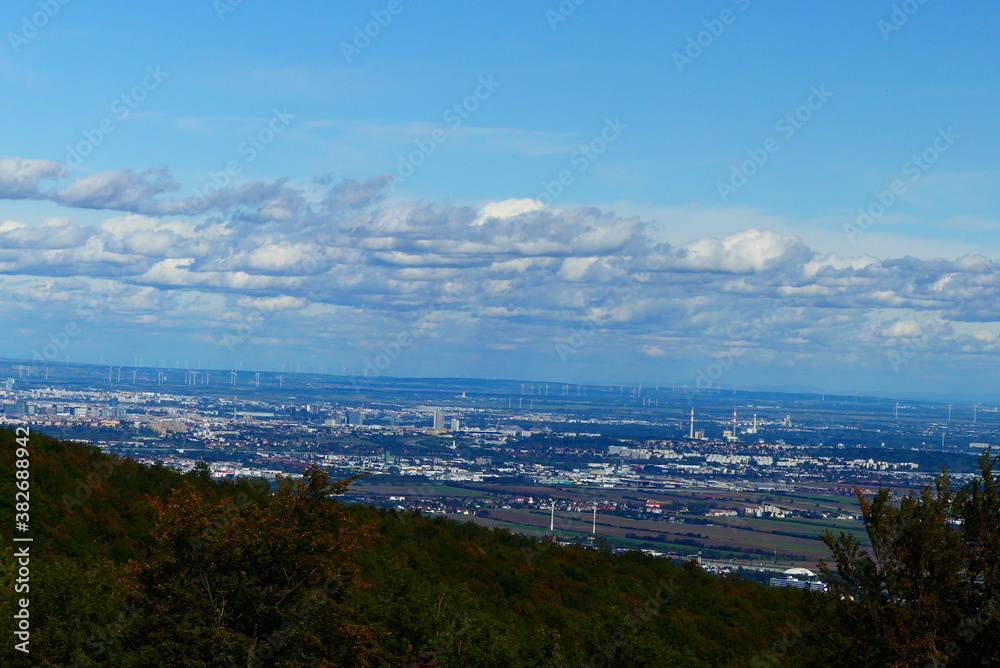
xmin=354 ymin=478 xmax=872 ymax=568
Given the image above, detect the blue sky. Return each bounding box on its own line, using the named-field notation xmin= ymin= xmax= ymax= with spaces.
xmin=2 ymin=0 xmax=1000 ymax=399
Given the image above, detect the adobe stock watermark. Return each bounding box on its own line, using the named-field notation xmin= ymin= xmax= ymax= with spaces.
xmin=411 ymin=611 xmax=471 ymax=664
xmin=31 ymin=278 xmax=125 ymax=364
xmin=879 ymin=0 xmax=932 ymax=40
xmin=7 ymin=0 xmax=72 ymax=53
xmin=693 ymin=299 xmax=792 ymax=391
xmin=64 ymin=66 xmax=169 ymax=170
xmin=187 ymin=107 xmax=295 ymax=214
xmin=219 ymin=299 xmax=290 ymax=355
xmin=884 ymin=316 xmax=948 ymax=372
xmin=190 ymin=493 xmax=250 ymax=556
xmin=884 ymin=265 xmax=991 ymax=373
xmin=673 ymin=0 xmax=752 ymax=73
xmin=362 ymin=299 xmax=445 ymax=378
xmin=526 ymin=117 xmax=627 ymax=215
xmin=61 ymin=459 xmax=120 ymax=513
xmin=393 ymin=75 xmax=501 ymax=187
xmin=545 ymin=0 xmax=587 ymax=31
xmin=519 ymin=500 xmax=601 ymax=566
xmin=221 ymin=295 xmax=314 ymax=357
xmin=249 ymin=571 xmax=347 ymax=667
xmin=581 ymin=578 xmax=679 ymax=668
xmin=67 ymin=605 xmax=144 ymax=668
xmin=213 ymin=0 xmax=246 ymax=21
xmin=748 ymin=616 xmax=807 ymax=667
xmin=843 ymin=127 xmax=959 ymax=243
xmin=717 ymin=84 xmax=833 ymax=202
xmin=555 ymin=251 xmax=667 ymax=362
xmin=340 ymin=0 xmax=410 ymax=63
xmin=219 ymin=252 xmax=326 ymax=356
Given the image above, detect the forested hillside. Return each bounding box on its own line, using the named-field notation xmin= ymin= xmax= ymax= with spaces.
xmin=2 ymin=428 xmax=997 ymax=666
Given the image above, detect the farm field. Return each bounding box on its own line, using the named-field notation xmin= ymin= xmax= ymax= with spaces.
xmin=352 ymin=477 xmax=874 ymax=568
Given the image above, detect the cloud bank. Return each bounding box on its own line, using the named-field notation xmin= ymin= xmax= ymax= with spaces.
xmin=1 ymin=156 xmax=998 ymax=391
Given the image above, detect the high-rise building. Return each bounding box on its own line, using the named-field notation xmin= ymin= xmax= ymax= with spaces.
xmin=433 ymin=410 xmax=445 ymax=431
xmin=3 ymin=401 xmax=27 ymax=416
xmin=450 ymin=418 xmax=460 ymax=432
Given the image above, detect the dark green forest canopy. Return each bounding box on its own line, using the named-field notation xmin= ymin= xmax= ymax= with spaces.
xmin=1 ymin=428 xmax=997 ymax=666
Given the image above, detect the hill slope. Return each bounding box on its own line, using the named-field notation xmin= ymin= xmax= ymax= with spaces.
xmin=1 ymin=428 xmax=810 ymax=666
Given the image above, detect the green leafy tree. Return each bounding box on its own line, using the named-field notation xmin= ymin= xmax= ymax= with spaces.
xmin=119 ymin=467 xmax=387 ymax=667
xmin=812 ymin=452 xmax=1000 ymax=667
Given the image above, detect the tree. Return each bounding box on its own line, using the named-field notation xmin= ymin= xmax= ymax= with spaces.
xmin=813 ymin=451 xmax=1000 ymax=667
xmin=119 ymin=467 xmax=387 ymax=667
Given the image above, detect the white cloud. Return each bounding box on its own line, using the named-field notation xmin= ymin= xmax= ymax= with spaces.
xmin=0 ymin=157 xmax=62 ymax=199
xmin=1 ymin=155 xmax=999 ymax=392
xmin=474 ymin=198 xmax=545 ymax=225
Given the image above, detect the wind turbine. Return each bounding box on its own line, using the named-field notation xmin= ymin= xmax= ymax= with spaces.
xmin=277 ymin=375 xmax=284 ymax=390
xmin=254 ymin=371 xmax=260 ymax=388
xmin=229 ymin=370 xmax=237 ymax=387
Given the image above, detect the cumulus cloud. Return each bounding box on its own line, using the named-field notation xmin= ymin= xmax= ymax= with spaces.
xmin=53 ymin=167 xmax=179 ymax=212
xmin=319 ymin=174 xmax=393 ymax=211
xmin=474 ymin=197 xmax=546 ymax=225
xmin=0 ymin=157 xmax=63 ymax=199
xmin=670 ymin=229 xmax=812 ymax=274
